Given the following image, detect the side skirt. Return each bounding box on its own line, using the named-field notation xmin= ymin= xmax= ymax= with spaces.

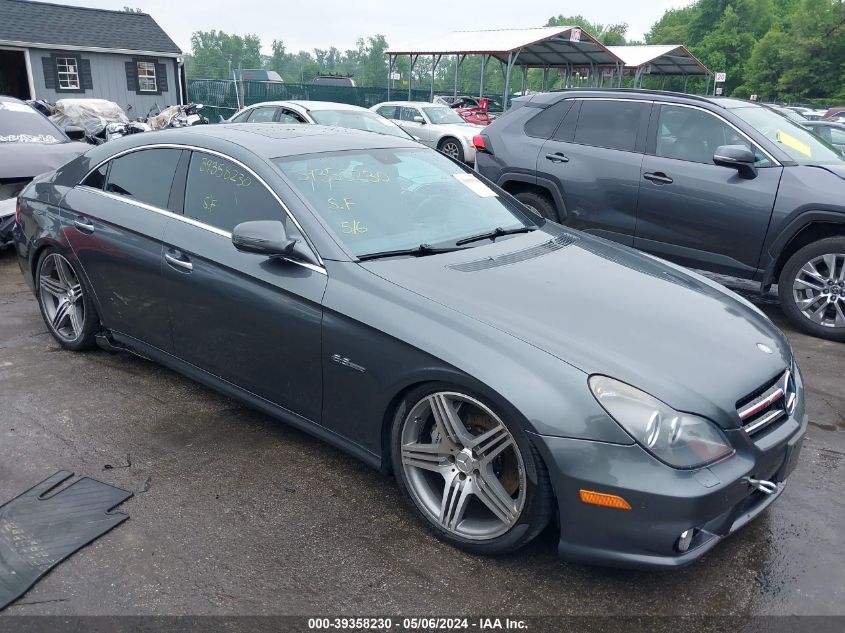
xmin=104 ymin=331 xmax=383 ymax=470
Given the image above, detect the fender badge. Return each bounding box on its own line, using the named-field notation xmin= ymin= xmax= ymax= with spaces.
xmin=756 ymin=343 xmax=773 ymax=354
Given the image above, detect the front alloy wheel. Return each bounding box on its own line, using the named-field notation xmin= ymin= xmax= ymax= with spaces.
xmin=438 ymin=138 xmax=464 ymax=162
xmin=779 ymin=237 xmax=845 ymax=341
xmin=392 ymin=385 xmax=552 ymax=554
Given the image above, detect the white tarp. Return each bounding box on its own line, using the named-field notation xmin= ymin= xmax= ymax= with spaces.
xmin=49 ymin=99 xmax=128 ymax=135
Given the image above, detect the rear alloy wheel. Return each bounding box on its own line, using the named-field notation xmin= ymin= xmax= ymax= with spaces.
xmin=36 ymin=249 xmax=98 ymax=350
xmin=391 ymin=385 xmax=552 ymax=555
xmin=778 ymin=237 xmax=845 ymax=341
xmin=438 ymin=138 xmax=464 ymax=162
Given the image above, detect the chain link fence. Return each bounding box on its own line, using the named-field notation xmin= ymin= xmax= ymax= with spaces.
xmin=187 ymin=79 xmax=436 ymax=121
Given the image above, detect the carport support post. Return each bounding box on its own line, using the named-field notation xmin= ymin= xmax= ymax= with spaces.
xmin=430 ymin=54 xmax=441 ymax=102
xmin=503 ymin=50 xmax=519 ymax=111
xmin=683 ymin=73 xmax=689 ymax=93
xmin=387 ymin=56 xmax=394 ymax=100
xmin=479 ymin=55 xmax=486 ymax=99
xmin=542 ymin=66 xmax=549 ymax=91
xmin=521 ymin=64 xmax=528 ymax=94
xmin=454 ymin=55 xmax=463 ymax=97
xmin=408 ymin=55 xmax=418 ymax=100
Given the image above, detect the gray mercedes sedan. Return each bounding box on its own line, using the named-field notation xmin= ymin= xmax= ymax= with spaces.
xmin=12 ymin=124 xmax=807 ymax=568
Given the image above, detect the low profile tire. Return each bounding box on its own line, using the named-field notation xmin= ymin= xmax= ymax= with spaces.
xmin=35 ymin=248 xmax=99 ymax=350
xmin=513 ymin=190 xmax=558 ymax=221
xmin=778 ymin=237 xmax=845 ymax=341
xmin=438 ymin=137 xmax=465 ymax=163
xmin=390 ymin=383 xmax=553 ymax=555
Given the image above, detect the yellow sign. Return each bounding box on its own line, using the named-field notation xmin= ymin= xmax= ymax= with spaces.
xmin=776 ymin=130 xmax=812 ymax=157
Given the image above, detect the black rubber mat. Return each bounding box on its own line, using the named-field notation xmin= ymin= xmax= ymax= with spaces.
xmin=0 ymin=471 xmax=132 ymax=610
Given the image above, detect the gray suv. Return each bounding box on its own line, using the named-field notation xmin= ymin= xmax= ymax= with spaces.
xmin=475 ymin=90 xmax=845 ymax=341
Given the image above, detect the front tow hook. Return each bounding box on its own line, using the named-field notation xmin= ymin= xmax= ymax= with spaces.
xmin=742 ymin=476 xmax=778 ymax=495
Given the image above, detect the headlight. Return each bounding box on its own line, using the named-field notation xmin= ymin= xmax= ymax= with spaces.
xmin=589 ymin=375 xmax=734 ymax=469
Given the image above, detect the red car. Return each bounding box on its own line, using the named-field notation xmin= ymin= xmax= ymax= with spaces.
xmin=823 ymin=106 xmax=845 ymax=121
xmin=434 ymin=96 xmax=492 ymax=126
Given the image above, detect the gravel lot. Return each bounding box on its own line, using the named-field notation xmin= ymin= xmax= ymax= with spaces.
xmin=0 ymin=247 xmax=843 ymax=622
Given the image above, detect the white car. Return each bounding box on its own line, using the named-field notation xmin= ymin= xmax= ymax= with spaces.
xmin=370 ymin=101 xmax=480 ymax=164
xmin=226 ymin=100 xmax=413 ymax=140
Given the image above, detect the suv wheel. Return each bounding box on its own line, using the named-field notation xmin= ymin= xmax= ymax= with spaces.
xmin=513 ymin=190 xmax=557 ymax=221
xmin=778 ymin=237 xmax=845 ymax=341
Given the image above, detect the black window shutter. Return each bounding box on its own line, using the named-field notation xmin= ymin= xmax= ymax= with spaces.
xmin=80 ymin=59 xmax=93 ymax=90
xmin=125 ymin=61 xmax=139 ymax=92
xmin=42 ymin=56 xmax=56 ymax=90
xmin=157 ymin=62 xmax=168 ymax=93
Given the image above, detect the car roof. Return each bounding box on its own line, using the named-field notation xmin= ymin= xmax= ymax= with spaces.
xmin=246 ymin=100 xmax=370 ymax=112
xmin=131 ymin=123 xmax=419 ymax=158
xmin=545 ymin=89 xmax=763 ymax=111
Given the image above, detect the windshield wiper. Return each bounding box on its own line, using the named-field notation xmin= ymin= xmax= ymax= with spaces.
xmin=455 ymin=226 xmax=537 ymax=246
xmin=357 ymin=243 xmax=466 ymax=261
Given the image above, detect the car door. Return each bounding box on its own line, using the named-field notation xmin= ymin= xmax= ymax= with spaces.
xmin=63 ymin=148 xmax=183 ymax=352
xmin=161 ymin=149 xmax=326 ymax=423
xmin=537 ymin=98 xmax=651 ymax=245
xmin=634 ymin=103 xmax=783 ymax=278
xmin=398 ymin=106 xmax=434 ymax=146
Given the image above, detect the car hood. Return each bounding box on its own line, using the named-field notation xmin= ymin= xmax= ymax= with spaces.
xmin=812 ymin=163 xmax=845 ymax=180
xmin=0 ymin=140 xmax=88 ymax=180
xmin=361 ymin=228 xmax=791 ymax=427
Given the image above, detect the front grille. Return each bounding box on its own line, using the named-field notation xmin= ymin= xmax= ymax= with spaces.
xmin=736 ymin=370 xmax=796 ymax=436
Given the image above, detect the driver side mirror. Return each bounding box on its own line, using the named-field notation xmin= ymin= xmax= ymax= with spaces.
xmin=713 ymin=145 xmax=757 ymax=179
xmin=412 ymin=115 xmax=425 ymax=124
xmin=232 ymin=220 xmax=296 ymax=257
xmin=64 ymin=125 xmax=86 ymax=141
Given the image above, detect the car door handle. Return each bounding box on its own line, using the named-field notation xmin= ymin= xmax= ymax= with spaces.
xmin=545 ymin=152 xmax=569 ymax=163
xmin=164 ymin=250 xmax=193 ymax=272
xmin=643 ymin=172 xmax=673 ymax=184
xmin=72 ymin=218 xmax=95 ymax=234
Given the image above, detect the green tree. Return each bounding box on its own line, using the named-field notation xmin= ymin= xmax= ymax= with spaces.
xmin=189 ymin=30 xmax=262 ymax=80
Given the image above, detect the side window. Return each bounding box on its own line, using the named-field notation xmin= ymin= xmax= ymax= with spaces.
xmin=230 ymin=109 xmax=252 ymax=123
xmin=279 ymin=109 xmax=306 ymax=123
xmin=655 ymin=105 xmax=771 ymax=166
xmin=81 ymin=163 xmax=108 ymax=189
xmin=247 ymin=107 xmax=278 ymax=123
xmin=377 ymin=106 xmax=397 ymax=119
xmin=184 ymin=151 xmax=282 ymax=232
xmin=399 ymin=107 xmax=421 ymax=122
xmin=829 ymin=127 xmax=845 ymax=145
xmin=524 ymin=100 xmax=573 ymax=139
xmin=105 ymin=149 xmax=181 ymax=208
xmin=574 ymin=100 xmax=648 ymax=152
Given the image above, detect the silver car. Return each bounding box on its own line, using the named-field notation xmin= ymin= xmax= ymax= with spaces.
xmin=371 ymin=101 xmax=480 ymax=164
xmin=227 ymin=100 xmax=413 ymax=140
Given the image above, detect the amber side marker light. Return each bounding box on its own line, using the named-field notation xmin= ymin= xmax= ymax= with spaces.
xmin=579 ymin=489 xmax=632 ymax=510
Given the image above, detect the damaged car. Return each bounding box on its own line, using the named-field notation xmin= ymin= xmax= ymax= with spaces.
xmin=0 ymin=96 xmax=87 ymax=248
xmin=14 ymin=124 xmax=806 ymax=568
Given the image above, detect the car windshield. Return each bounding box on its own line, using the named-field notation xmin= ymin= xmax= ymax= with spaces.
xmin=274 ymin=148 xmax=535 ymax=257
xmin=421 ymin=107 xmax=465 ymax=125
xmin=309 ymin=110 xmax=412 ymax=139
xmin=732 ymin=106 xmax=844 ymax=164
xmin=0 ymin=100 xmax=64 ymax=143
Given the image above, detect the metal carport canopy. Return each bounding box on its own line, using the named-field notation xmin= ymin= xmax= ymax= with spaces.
xmin=386 ymin=26 xmax=623 ymax=68
xmin=605 ymin=45 xmax=710 ymax=76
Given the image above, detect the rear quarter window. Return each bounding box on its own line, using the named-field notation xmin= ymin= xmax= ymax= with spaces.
xmin=524 ymin=100 xmax=573 ymax=139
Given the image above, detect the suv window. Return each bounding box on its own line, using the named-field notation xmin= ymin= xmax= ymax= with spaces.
xmin=656 ymin=105 xmax=771 ymax=166
xmin=573 ymin=100 xmax=648 ymax=152
xmin=105 ymin=149 xmax=181 ymax=208
xmin=524 ymin=100 xmax=573 ymax=139
xmin=184 ymin=151 xmax=283 ymax=232
xmin=247 ymin=107 xmax=278 ymax=123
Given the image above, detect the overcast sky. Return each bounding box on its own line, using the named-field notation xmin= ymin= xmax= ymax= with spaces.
xmin=58 ymin=0 xmax=695 ymax=54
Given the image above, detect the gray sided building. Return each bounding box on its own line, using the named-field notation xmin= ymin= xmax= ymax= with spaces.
xmin=0 ymin=0 xmax=183 ymax=115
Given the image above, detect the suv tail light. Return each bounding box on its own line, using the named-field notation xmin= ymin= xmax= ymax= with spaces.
xmin=472 ymin=134 xmax=490 ymax=154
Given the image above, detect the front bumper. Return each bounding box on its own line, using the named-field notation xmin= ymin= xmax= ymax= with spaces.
xmin=534 ymin=410 xmax=807 ymax=569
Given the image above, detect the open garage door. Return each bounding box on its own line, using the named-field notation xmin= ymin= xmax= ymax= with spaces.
xmin=0 ymin=49 xmax=32 ymax=100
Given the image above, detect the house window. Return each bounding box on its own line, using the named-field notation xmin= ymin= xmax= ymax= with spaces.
xmin=137 ymin=61 xmax=157 ymax=92
xmin=56 ymin=57 xmax=80 ymax=90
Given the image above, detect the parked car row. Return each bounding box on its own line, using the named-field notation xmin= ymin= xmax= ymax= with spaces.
xmin=474 ymin=89 xmax=845 ymax=341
